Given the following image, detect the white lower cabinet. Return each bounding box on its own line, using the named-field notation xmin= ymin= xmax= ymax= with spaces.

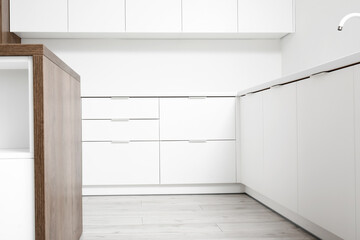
xmin=160 ymin=141 xmax=236 ymax=184
xmin=0 ymin=158 xmax=34 ymax=240
xmin=355 ymin=65 xmax=360 ymax=240
xmin=239 ymin=92 xmax=264 ymax=192
xmin=83 ymin=142 xmax=159 ymax=185
xmin=263 ymin=83 xmax=297 ymax=213
xmin=297 ymin=67 xmax=357 ymax=240
xmin=160 ymin=97 xmax=235 ymax=141
xmin=82 ymin=119 xmax=159 ymax=141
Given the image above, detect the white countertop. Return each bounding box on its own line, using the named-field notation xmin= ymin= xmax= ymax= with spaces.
xmin=238 ymin=51 xmax=360 ymax=96
xmin=0 ymin=149 xmax=33 ymax=159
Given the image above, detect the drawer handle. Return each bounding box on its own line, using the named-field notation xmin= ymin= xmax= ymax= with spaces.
xmin=270 ymin=84 xmax=282 ymax=89
xmin=111 ymin=97 xmax=129 ymax=100
xmin=188 ymin=140 xmax=208 ymax=143
xmin=111 ymin=118 xmax=130 ymax=122
xmin=111 ymin=141 xmax=130 ymax=144
xmin=311 ymin=71 xmax=329 ymax=78
xmin=188 ymin=96 xmax=207 ymax=99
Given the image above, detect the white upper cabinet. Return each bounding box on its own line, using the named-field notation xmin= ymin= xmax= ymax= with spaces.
xmin=126 ymin=0 xmax=181 ymax=32
xmin=238 ymin=92 xmax=264 ymax=192
xmin=263 ymin=83 xmax=297 ymax=213
xmin=69 ymin=0 xmax=125 ymax=32
xmin=238 ymin=0 xmax=293 ymax=33
xmin=182 ymin=0 xmax=238 ymax=33
xmin=297 ymin=67 xmax=356 ymax=240
xmin=10 ymin=0 xmax=68 ymax=32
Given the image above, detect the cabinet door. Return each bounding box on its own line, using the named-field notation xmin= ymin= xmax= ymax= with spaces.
xmin=126 ymin=0 xmax=181 ymax=32
xmin=82 ymin=98 xmax=159 ymax=119
xmin=160 ymin=97 xmax=235 ymax=141
xmin=263 ymin=84 xmax=297 ymax=213
xmin=10 ymin=0 xmax=67 ymax=32
xmin=160 ymin=141 xmax=236 ymax=184
xmin=182 ymin=0 xmax=237 ymax=32
xmin=83 ymin=142 xmax=159 ymax=185
xmin=82 ymin=119 xmax=159 ymax=141
xmin=355 ymin=66 xmax=360 ymax=240
xmin=0 ymin=159 xmax=34 ymax=239
xmin=69 ymin=0 xmax=125 ymax=32
xmin=297 ymin=67 xmax=356 ymax=240
xmin=238 ymin=0 xmax=293 ymax=33
xmin=238 ymin=92 xmax=263 ymax=192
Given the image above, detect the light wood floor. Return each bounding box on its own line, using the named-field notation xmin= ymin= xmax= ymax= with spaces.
xmin=82 ymin=194 xmax=318 ymax=240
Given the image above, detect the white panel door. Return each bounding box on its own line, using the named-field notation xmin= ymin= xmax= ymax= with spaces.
xmin=263 ymin=83 xmax=297 ymax=213
xmin=82 ymin=119 xmax=159 ymax=141
xmin=126 ymin=0 xmax=181 ymax=32
xmin=355 ymin=65 xmax=360 ymax=240
xmin=83 ymin=142 xmax=159 ymax=185
xmin=69 ymin=0 xmax=125 ymax=32
xmin=160 ymin=97 xmax=235 ymax=140
xmin=238 ymin=0 xmax=293 ymax=33
xmin=0 ymin=158 xmax=34 ymax=240
xmin=10 ymin=0 xmax=67 ymax=32
xmin=182 ymin=0 xmax=238 ymax=32
xmin=160 ymin=141 xmax=236 ymax=184
xmin=238 ymin=92 xmax=264 ymax=192
xmin=82 ymin=98 xmax=159 ymax=119
xmin=297 ymin=67 xmax=356 ymax=240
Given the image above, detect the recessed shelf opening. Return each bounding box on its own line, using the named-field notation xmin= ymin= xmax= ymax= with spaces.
xmin=0 ymin=57 xmax=33 ymax=159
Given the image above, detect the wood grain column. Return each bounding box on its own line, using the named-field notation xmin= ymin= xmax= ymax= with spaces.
xmin=0 ymin=0 xmax=20 ymax=43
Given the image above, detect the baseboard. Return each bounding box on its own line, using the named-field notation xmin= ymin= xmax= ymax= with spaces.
xmin=83 ymin=183 xmax=245 ymax=196
xmin=245 ymin=186 xmax=342 ymax=240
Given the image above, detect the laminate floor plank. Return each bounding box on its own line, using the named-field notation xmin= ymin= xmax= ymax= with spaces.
xmin=82 ymin=194 xmax=318 ymax=240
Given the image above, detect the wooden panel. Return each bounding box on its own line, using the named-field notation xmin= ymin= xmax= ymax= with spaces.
xmin=160 ymin=141 xmax=236 ymax=184
xmin=0 ymin=0 xmax=21 ymax=43
xmin=0 ymin=44 xmax=80 ymax=81
xmin=239 ymin=92 xmax=264 ymax=192
xmin=160 ymin=97 xmax=235 ymax=141
xmin=263 ymin=84 xmax=297 ymax=213
xmin=297 ymin=67 xmax=356 ymax=240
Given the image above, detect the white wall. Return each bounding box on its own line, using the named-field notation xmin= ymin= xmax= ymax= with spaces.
xmin=282 ymin=0 xmax=360 ymax=75
xmin=22 ymin=39 xmax=281 ymax=96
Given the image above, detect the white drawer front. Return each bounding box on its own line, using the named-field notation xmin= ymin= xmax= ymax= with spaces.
xmin=83 ymin=142 xmax=159 ymax=185
xmin=82 ymin=98 xmax=159 ymax=119
xmin=160 ymin=140 xmax=236 ymax=184
xmin=160 ymin=97 xmax=235 ymax=140
xmin=82 ymin=120 xmax=159 ymax=141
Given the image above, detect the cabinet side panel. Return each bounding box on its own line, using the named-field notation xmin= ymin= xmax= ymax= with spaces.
xmin=355 ymin=65 xmax=360 ymax=240
xmin=42 ymin=57 xmax=82 ymax=240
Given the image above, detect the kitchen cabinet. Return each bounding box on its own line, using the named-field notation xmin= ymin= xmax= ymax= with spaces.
xmin=238 ymin=92 xmax=264 ymax=193
xmin=238 ymin=0 xmax=293 ymax=33
xmin=10 ymin=0 xmax=67 ymax=32
xmin=126 ymin=0 xmax=181 ymax=32
xmin=69 ymin=0 xmax=125 ymax=32
xmin=161 ymin=141 xmax=236 ymax=184
xmin=82 ymin=119 xmax=159 ymax=141
xmin=83 ymin=142 xmax=159 ymax=185
xmin=82 ymin=97 xmax=159 ymax=119
xmin=297 ymin=67 xmax=356 ymax=240
xmin=355 ymin=65 xmax=360 ymax=240
xmin=160 ymin=97 xmax=235 ymax=141
xmin=182 ymin=0 xmax=237 ymax=33
xmin=0 ymin=45 xmax=82 ymax=240
xmin=263 ymin=83 xmax=297 ymax=213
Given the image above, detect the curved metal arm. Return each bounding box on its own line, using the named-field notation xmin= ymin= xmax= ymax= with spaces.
xmin=338 ymin=13 xmax=360 ymax=31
